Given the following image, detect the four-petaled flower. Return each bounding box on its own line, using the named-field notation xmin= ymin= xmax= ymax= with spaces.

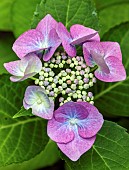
xmin=83 ymin=42 xmax=126 ymax=82
xmin=12 ymin=14 xmax=61 ymax=61
xmin=23 ymin=86 xmax=54 ymax=119
xmin=4 ymin=54 xmax=42 ymax=82
xmin=47 ymin=102 xmax=104 ymax=161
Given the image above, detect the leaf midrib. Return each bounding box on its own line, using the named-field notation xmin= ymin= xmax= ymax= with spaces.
xmin=0 ymin=117 xmax=41 ymax=130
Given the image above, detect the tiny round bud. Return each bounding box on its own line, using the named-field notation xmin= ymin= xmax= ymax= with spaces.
xmin=74 ymin=79 xmax=79 ymax=84
xmin=67 ymin=80 xmax=71 ymax=85
xmin=39 ymin=71 xmax=44 ymax=76
xmin=49 ymin=71 xmax=55 ymax=77
xmin=86 ymin=96 xmax=90 ymax=101
xmin=82 ymin=91 xmax=87 ymax=95
xmin=71 ymin=84 xmax=76 ymax=90
xmin=39 ymin=76 xmax=44 ymax=80
xmin=46 ymin=90 xmax=49 ymax=94
xmin=62 ymin=60 xmax=66 ymax=64
xmin=57 ymin=55 xmax=61 ymax=59
xmin=89 ymin=82 xmax=93 ymax=87
xmin=39 ymin=81 xmax=43 ymax=86
xmin=74 ymin=61 xmax=78 ymax=65
xmin=76 ymin=71 xmax=80 ymax=75
xmin=84 ymin=84 xmax=89 ymax=89
xmin=89 ymin=101 xmax=94 ymax=105
xmin=83 ymin=78 xmax=89 ymax=83
xmin=66 ymin=69 xmax=71 ymax=73
xmin=35 ymin=79 xmax=39 ymax=84
xmin=49 ymin=77 xmax=53 ymax=82
xmin=62 ymin=90 xmax=66 ymax=95
xmin=76 ymin=66 xmax=81 ymax=71
xmin=73 ymin=93 xmax=78 ymax=99
xmin=62 ymin=83 xmax=67 ymax=88
xmin=50 ymin=63 xmax=54 ymax=68
xmin=54 ymin=88 xmax=59 ymax=93
xmin=59 ymin=79 xmax=63 ymax=84
xmin=44 ymin=81 xmax=49 ymax=86
xmin=54 ymin=64 xmax=58 ymax=68
xmin=51 ymin=83 xmax=56 ymax=88
xmin=78 ymin=86 xmax=83 ymax=90
xmin=59 ymin=63 xmax=63 ymax=68
xmin=62 ymin=77 xmax=66 ymax=81
xmin=88 ymin=92 xmax=93 ymax=98
xmin=66 ymin=88 xmax=71 ymax=93
xmin=49 ymin=91 xmax=54 ymax=96
xmin=77 ymin=76 xmax=82 ymax=80
xmin=58 ymin=86 xmax=63 ymax=91
xmin=77 ymin=90 xmax=81 ymax=94
xmin=59 ymin=97 xmax=64 ymax=102
xmin=80 ymin=70 xmax=85 ymax=75
xmin=44 ymin=73 xmax=48 ymax=77
xmin=71 ymin=71 xmax=76 ymax=75
xmin=84 ymin=74 xmax=89 ymax=78
xmin=92 ymin=77 xmax=97 ymax=83
xmin=67 ymin=97 xmax=71 ymax=101
xmin=66 ymin=59 xmax=72 ymax=64
xmin=44 ymin=63 xmax=48 ymax=67
xmin=51 ymin=58 xmax=56 ymax=63
xmin=77 ymin=99 xmax=82 ymax=102
xmin=78 ymin=94 xmax=82 ymax=98
xmin=89 ymin=73 xmax=93 ymax=78
xmin=79 ymin=80 xmax=84 ymax=85
xmin=70 ymin=63 xmax=74 ymax=68
xmin=68 ymin=93 xmax=73 ymax=97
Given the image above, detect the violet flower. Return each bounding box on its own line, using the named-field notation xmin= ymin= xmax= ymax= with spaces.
xmin=4 ymin=54 xmax=42 ymax=82
xmin=83 ymin=42 xmax=126 ymax=82
xmin=47 ymin=101 xmax=104 ymax=161
xmin=12 ymin=14 xmax=61 ymax=61
xmin=23 ymin=86 xmax=54 ymax=119
xmin=56 ymin=22 xmax=100 ymax=57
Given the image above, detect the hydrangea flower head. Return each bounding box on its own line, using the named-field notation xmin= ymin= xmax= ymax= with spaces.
xmin=23 ymin=86 xmax=54 ymax=119
xmin=47 ymin=101 xmax=104 ymax=161
xmin=56 ymin=22 xmax=100 ymax=57
xmin=83 ymin=42 xmax=126 ymax=82
xmin=12 ymin=14 xmax=61 ymax=61
xmin=4 ymin=54 xmax=42 ymax=82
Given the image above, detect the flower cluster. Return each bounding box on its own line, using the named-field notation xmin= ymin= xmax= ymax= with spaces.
xmin=4 ymin=14 xmax=126 ymax=161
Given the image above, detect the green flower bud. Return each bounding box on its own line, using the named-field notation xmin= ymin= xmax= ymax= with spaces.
xmin=35 ymin=79 xmax=39 ymax=85
xmin=59 ymin=63 xmax=63 ymax=68
xmin=39 ymin=81 xmax=43 ymax=86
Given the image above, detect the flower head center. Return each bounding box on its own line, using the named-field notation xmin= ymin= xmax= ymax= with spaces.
xmin=35 ymin=52 xmax=96 ymax=106
xmin=69 ymin=118 xmax=78 ymax=125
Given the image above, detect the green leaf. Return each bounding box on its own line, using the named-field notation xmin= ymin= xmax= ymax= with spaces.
xmin=0 ymin=140 xmax=59 ymax=170
xmin=0 ymin=32 xmax=18 ymax=75
xmin=0 ymin=75 xmax=49 ymax=166
xmin=32 ymin=0 xmax=99 ymax=30
xmin=94 ymin=0 xmax=129 ymax=11
xmin=61 ymin=121 xmax=129 ymax=170
xmin=94 ymin=22 xmax=129 ymax=116
xmin=11 ymin=0 xmax=41 ymax=38
xmin=13 ymin=107 xmax=33 ymax=119
xmin=98 ymin=3 xmax=129 ymax=36
xmin=0 ymin=0 xmax=15 ymax=31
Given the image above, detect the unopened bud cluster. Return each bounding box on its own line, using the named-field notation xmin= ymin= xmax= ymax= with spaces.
xmin=35 ymin=52 xmax=96 ymax=106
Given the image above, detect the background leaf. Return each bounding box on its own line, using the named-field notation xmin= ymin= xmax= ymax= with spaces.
xmin=32 ymin=0 xmax=99 ymax=30
xmin=0 ymin=75 xmax=49 ymax=167
xmin=11 ymin=0 xmax=41 ymax=38
xmin=0 ymin=140 xmax=59 ymax=170
xmin=94 ymin=22 xmax=129 ymax=117
xmin=0 ymin=0 xmax=15 ymax=31
xmin=98 ymin=2 xmax=129 ymax=36
xmin=0 ymin=32 xmax=17 ymax=75
xmin=62 ymin=121 xmax=129 ymax=170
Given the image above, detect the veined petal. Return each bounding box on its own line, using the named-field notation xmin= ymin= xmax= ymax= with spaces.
xmin=4 ymin=60 xmax=25 ymax=77
xmin=54 ymin=102 xmax=89 ymax=123
xmin=36 ymin=14 xmax=58 ymax=37
xmin=12 ymin=29 xmax=45 ymax=58
xmin=77 ymin=102 xmax=104 ymax=138
xmin=24 ymin=53 xmax=42 ymax=75
xmin=95 ymin=56 xmax=126 ymax=82
xmin=43 ymin=29 xmax=61 ymax=61
xmin=57 ymin=22 xmax=76 ymax=57
xmin=57 ymin=133 xmax=96 ymax=161
xmin=70 ymin=24 xmax=100 ymax=45
xmin=32 ymin=98 xmax=54 ymax=119
xmin=47 ymin=117 xmax=75 ymax=143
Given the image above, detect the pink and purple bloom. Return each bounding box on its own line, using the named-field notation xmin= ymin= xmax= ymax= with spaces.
xmin=83 ymin=42 xmax=126 ymax=82
xmin=4 ymin=54 xmax=42 ymax=82
xmin=12 ymin=14 xmax=61 ymax=61
xmin=47 ymin=101 xmax=104 ymax=161
xmin=56 ymin=23 xmax=100 ymax=57
xmin=23 ymin=86 xmax=54 ymax=119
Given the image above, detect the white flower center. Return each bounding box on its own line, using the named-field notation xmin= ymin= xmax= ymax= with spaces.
xmin=69 ymin=118 xmax=78 ymax=125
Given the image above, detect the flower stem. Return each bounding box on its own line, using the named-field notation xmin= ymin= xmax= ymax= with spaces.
xmin=30 ymin=77 xmax=37 ymax=80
